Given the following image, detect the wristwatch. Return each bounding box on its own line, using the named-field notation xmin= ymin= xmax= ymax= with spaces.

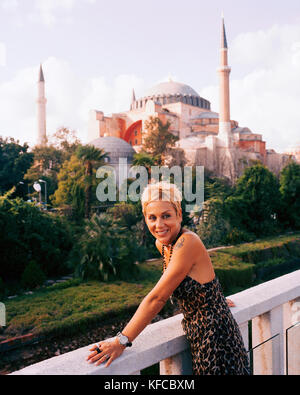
xmin=117 ymin=332 xmax=132 ymax=347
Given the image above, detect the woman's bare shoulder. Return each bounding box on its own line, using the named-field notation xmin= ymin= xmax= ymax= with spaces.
xmin=177 ymin=229 xmax=206 ymax=250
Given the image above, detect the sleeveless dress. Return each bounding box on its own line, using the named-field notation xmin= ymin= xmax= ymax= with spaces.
xmin=171 ymin=275 xmax=250 ymax=375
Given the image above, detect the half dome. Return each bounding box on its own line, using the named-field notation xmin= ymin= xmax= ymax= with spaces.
xmin=89 ymin=136 xmax=135 ymax=165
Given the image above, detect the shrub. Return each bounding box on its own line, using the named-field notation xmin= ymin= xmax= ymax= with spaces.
xmin=0 ymin=195 xmax=73 ymax=281
xmin=107 ymin=202 xmax=140 ymax=229
xmin=210 ymin=252 xmax=254 ymax=294
xmin=21 ymin=261 xmax=46 ymax=290
xmin=224 ymin=228 xmax=256 ymax=245
xmin=73 ymin=214 xmax=147 ymax=282
xmin=196 ymin=198 xmax=231 ymax=248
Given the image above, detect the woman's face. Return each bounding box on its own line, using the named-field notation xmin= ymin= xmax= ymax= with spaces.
xmin=144 ymin=200 xmax=182 ymax=245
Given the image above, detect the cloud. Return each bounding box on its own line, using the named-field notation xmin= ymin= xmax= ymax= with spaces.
xmin=0 ymin=58 xmax=83 ymax=146
xmin=0 ymin=0 xmax=19 ymax=11
xmin=31 ymin=0 xmax=95 ymax=26
xmin=79 ymin=74 xmax=145 ymax=120
xmin=0 ymin=57 xmax=145 ymax=147
xmin=201 ymin=24 xmax=300 ymax=153
xmin=0 ymin=42 xmax=6 ymax=66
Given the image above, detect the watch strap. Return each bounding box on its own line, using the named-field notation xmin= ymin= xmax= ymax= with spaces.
xmin=117 ymin=332 xmax=132 ymax=347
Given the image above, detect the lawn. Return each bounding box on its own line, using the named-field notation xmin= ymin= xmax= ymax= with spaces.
xmin=2 ymin=260 xmax=163 ymax=340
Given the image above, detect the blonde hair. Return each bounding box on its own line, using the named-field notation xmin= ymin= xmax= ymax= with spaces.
xmin=141 ymin=181 xmax=182 ymax=216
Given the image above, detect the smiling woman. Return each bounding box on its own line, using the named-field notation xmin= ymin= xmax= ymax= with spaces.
xmin=86 ymin=182 xmax=250 ymax=375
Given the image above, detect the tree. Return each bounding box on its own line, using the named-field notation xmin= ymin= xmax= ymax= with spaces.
xmin=0 ymin=137 xmax=33 ymax=196
xmin=51 ymin=154 xmax=86 ymax=218
xmin=132 ymin=151 xmax=157 ymax=181
xmin=225 ymin=164 xmax=281 ymax=236
xmin=76 ymin=145 xmax=108 ymax=218
xmin=204 ymin=171 xmax=233 ymax=201
xmin=48 ymin=127 xmax=81 ymax=162
xmin=143 ymin=117 xmax=179 ymax=165
xmin=24 ymin=128 xmax=81 ymax=204
xmin=279 ymin=161 xmax=300 ymax=229
xmin=24 ymin=145 xmax=64 ymax=202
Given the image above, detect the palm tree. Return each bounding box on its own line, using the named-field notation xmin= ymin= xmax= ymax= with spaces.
xmin=132 ymin=151 xmax=157 ymax=183
xmin=76 ymin=145 xmax=108 ymax=218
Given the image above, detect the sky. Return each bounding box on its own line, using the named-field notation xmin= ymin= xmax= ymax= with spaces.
xmin=0 ymin=0 xmax=300 ymax=153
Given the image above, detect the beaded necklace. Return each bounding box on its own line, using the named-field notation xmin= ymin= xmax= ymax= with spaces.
xmin=161 ymin=227 xmax=183 ymax=273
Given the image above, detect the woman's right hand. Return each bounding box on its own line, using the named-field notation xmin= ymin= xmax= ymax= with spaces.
xmin=86 ymin=338 xmax=125 ymax=368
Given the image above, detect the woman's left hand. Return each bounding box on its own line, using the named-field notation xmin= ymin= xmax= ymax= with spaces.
xmin=86 ymin=338 xmax=126 ymax=368
xmin=226 ymin=298 xmax=236 ymax=307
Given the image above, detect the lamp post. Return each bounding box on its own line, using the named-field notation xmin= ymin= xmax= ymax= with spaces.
xmin=39 ymin=179 xmax=47 ymax=209
xmin=33 ymin=182 xmax=42 ymax=205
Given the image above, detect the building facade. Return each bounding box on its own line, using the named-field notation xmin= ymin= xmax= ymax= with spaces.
xmin=87 ymin=18 xmax=293 ymax=181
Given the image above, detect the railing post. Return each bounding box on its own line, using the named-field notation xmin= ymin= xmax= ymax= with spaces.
xmin=270 ymin=305 xmax=284 ymax=375
xmin=252 ymin=312 xmax=272 ymax=375
xmin=284 ymin=297 xmax=300 ymax=375
xmin=252 ymin=306 xmax=285 ymax=375
xmin=239 ymin=321 xmax=249 ymax=352
xmin=160 ymin=350 xmax=193 ymax=375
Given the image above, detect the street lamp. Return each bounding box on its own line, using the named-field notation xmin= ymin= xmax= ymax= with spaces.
xmin=33 ymin=182 xmax=42 ymax=205
xmin=39 ymin=179 xmax=47 ymax=209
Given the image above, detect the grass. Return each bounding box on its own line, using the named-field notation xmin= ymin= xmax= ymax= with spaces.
xmin=2 ymin=260 xmax=163 ymax=340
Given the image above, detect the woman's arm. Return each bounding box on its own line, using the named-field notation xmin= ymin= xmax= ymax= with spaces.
xmin=122 ymin=234 xmax=198 ymax=342
xmin=87 ymin=233 xmax=198 ymax=367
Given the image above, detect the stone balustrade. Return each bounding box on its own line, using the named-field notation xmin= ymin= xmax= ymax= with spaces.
xmin=11 ymin=270 xmax=300 ymax=375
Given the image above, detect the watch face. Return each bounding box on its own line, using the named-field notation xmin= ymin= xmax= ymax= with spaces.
xmin=120 ymin=335 xmax=127 ymax=344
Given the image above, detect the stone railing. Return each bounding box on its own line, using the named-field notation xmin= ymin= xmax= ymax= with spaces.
xmin=11 ymin=270 xmax=300 ymax=375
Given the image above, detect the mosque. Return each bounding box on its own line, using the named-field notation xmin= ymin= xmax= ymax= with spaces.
xmin=36 ymin=18 xmax=297 ymax=182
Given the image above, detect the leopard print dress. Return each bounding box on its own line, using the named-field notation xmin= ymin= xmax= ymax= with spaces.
xmin=171 ymin=276 xmax=250 ymax=375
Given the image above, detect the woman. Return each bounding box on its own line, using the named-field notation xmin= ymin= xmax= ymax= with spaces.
xmin=87 ymin=182 xmax=250 ymax=375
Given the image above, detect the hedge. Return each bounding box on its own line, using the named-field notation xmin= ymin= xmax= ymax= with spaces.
xmin=210 ymin=234 xmax=300 ymax=294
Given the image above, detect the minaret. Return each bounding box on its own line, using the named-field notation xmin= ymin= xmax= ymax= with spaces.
xmin=130 ymin=88 xmax=136 ymax=110
xmin=37 ymin=64 xmax=47 ymax=146
xmin=217 ymin=16 xmax=232 ymax=147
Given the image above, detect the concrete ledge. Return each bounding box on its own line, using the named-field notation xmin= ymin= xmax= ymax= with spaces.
xmin=11 ymin=270 xmax=300 ymax=375
xmin=10 ymin=315 xmax=189 ymax=375
xmin=228 ymin=270 xmax=300 ymax=324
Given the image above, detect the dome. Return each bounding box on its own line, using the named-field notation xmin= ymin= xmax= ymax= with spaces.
xmin=144 ymin=81 xmax=200 ymax=98
xmin=133 ymin=80 xmax=211 ymax=110
xmin=232 ymin=127 xmax=253 ymax=135
xmin=89 ymin=136 xmax=135 ymax=165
